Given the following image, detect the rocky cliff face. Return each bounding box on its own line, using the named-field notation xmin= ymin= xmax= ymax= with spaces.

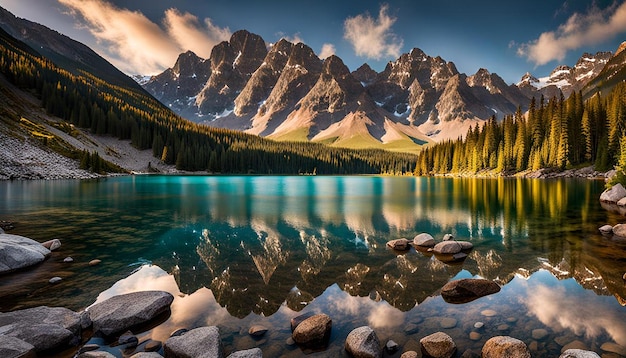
xmin=141 ymin=30 xmax=618 ymax=147
xmin=518 ymin=51 xmax=612 ymax=98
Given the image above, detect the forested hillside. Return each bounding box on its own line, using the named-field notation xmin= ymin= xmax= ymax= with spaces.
xmin=414 ymin=85 xmax=626 ymax=176
xmin=0 ymin=27 xmax=416 ymax=175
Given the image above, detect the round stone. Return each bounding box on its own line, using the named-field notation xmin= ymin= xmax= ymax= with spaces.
xmin=63 ymin=257 xmax=74 ymax=263
xmin=89 ymin=259 xmax=101 ymax=266
xmin=506 ymin=317 xmax=518 ymax=323
xmin=474 ymin=322 xmax=484 ymax=329
xmin=532 ymin=329 xmax=548 ymax=340
xmin=249 ymin=325 xmax=268 ymax=337
xmin=285 ymin=337 xmax=295 ymax=346
xmin=144 ymin=340 xmax=162 ymax=352
xmin=49 ymin=277 xmax=62 ymax=284
xmin=469 ymin=332 xmax=482 ymax=341
xmin=440 ymin=317 xmax=457 ymax=329
xmin=497 ymin=324 xmax=510 ymax=331
xmin=481 ymin=309 xmax=497 ymax=317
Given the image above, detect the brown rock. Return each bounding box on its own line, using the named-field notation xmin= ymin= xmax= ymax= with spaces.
xmin=482 ymin=336 xmax=530 ymax=358
xmin=441 ymin=278 xmax=501 ymax=304
xmin=89 ymin=259 xmax=101 ymax=266
xmin=387 ymin=238 xmax=411 ymax=251
xmin=292 ymin=313 xmax=332 ymax=348
xmin=248 ymin=325 xmax=268 ymax=337
xmin=420 ymin=332 xmax=456 ymax=358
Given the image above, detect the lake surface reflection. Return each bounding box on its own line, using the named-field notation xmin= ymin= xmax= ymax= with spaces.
xmin=1 ymin=176 xmax=626 ymax=356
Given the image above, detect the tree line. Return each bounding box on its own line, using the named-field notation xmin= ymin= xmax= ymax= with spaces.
xmin=414 ymin=84 xmax=626 ymax=179
xmin=0 ymin=30 xmax=417 ymax=175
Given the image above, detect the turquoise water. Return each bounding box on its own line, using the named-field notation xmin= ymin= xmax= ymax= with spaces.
xmin=1 ymin=176 xmax=625 ymax=356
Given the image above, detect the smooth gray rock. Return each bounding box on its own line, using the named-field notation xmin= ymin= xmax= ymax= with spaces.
xmin=0 ymin=335 xmax=36 ymax=358
xmin=41 ymin=239 xmax=61 ymax=251
xmin=345 ymin=326 xmax=381 ymax=358
xmin=599 ymin=225 xmax=614 ymax=234
xmin=443 ymin=234 xmax=454 ymax=241
xmin=482 ymin=336 xmax=530 ymax=358
xmin=130 ymin=353 xmax=164 ymax=358
xmin=559 ymin=349 xmax=601 ymax=358
xmin=226 ymin=347 xmax=263 ymax=358
xmin=386 ymin=339 xmax=399 ymax=353
xmin=0 ymin=234 xmax=51 ymax=274
xmin=49 ymin=277 xmax=62 ymax=284
xmin=63 ymin=256 xmax=74 ymax=263
xmin=88 ymin=291 xmax=173 ymax=336
xmin=386 ymin=238 xmax=410 ymax=250
xmin=413 ymin=233 xmax=435 ymax=247
xmin=130 ymin=353 xmax=163 ymax=358
xmin=0 ymin=306 xmax=81 ymax=352
xmin=600 ymin=183 xmax=626 ymax=203
xmin=441 ymin=278 xmax=501 ymax=304
xmin=420 ymin=331 xmax=456 ymax=358
xmin=292 ymin=313 xmax=332 ymax=348
xmin=164 ymin=326 xmax=223 ymax=358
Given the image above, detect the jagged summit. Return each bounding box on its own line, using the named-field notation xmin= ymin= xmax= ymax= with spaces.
xmin=140 ymin=30 xmax=622 ymax=148
xmin=519 ymin=51 xmax=612 ymax=98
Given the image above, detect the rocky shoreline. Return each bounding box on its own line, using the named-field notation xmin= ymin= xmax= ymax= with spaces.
xmin=3 ymin=230 xmax=625 ymax=357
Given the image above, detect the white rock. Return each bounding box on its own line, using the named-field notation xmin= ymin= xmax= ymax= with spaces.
xmin=0 ymin=234 xmax=51 ymax=274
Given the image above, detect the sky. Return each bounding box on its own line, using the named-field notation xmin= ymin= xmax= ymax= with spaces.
xmin=1 ymin=0 xmax=626 ymax=84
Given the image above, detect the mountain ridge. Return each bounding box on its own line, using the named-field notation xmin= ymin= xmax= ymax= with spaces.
xmin=143 ymin=30 xmax=619 ymax=149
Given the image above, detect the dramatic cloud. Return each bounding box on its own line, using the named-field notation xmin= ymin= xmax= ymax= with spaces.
xmin=58 ymin=0 xmax=231 ymax=74
xmin=319 ymin=43 xmax=336 ymax=59
xmin=343 ymin=4 xmax=403 ymax=60
xmin=518 ymin=2 xmax=626 ymax=66
xmin=163 ymin=9 xmax=231 ymax=59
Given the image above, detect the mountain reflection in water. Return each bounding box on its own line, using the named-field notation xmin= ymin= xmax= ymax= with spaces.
xmin=1 ymin=176 xmax=626 ymax=355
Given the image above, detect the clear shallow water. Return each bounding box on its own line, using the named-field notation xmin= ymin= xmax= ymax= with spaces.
xmin=1 ymin=175 xmax=626 ymax=357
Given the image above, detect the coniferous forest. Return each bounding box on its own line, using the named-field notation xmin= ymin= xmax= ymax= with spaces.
xmin=414 ymin=84 xmax=626 ymax=180
xmin=0 ymin=28 xmax=416 ymax=175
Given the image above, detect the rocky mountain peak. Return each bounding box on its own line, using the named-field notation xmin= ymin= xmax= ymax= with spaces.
xmin=616 ymin=41 xmax=626 ymax=57
xmin=351 ymin=64 xmax=378 ymax=86
xmin=228 ymin=30 xmax=268 ymax=77
xmin=286 ymin=42 xmax=322 ymax=72
xmin=322 ymin=55 xmax=350 ymax=77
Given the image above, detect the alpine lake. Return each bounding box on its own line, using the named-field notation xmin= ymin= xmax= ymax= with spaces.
xmin=1 ymin=175 xmax=626 ymax=357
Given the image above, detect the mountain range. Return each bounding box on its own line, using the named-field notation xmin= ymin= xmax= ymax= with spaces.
xmin=142 ymin=29 xmax=624 ymax=152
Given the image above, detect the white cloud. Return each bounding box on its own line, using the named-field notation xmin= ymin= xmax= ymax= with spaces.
xmin=518 ymin=2 xmax=626 ymax=66
xmin=319 ymin=43 xmax=336 ymax=59
xmin=343 ymin=4 xmax=403 ymax=60
xmin=58 ymin=0 xmax=231 ymax=75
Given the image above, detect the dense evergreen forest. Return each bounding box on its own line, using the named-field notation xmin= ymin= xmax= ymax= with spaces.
xmin=0 ymin=28 xmax=416 ymax=175
xmin=414 ymin=84 xmax=626 ymax=181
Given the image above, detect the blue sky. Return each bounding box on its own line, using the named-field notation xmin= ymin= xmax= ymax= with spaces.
xmin=1 ymin=0 xmax=626 ymax=84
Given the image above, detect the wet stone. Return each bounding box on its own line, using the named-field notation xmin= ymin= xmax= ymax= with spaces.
xmin=248 ymin=325 xmax=268 ymax=337
xmin=386 ymin=339 xmax=399 ymax=353
xmin=440 ymin=318 xmax=457 ymax=329
xmin=469 ymin=332 xmax=482 ymax=341
xmin=506 ymin=317 xmax=518 ymax=323
xmin=532 ymin=328 xmax=549 ymax=340
xmin=170 ymin=328 xmax=188 ymax=337
xmin=49 ymin=276 xmax=62 ymax=284
xmin=562 ymin=340 xmax=588 ymax=353
xmin=144 ymin=340 xmax=162 ymax=352
xmin=600 ymin=342 xmax=626 ymax=356
xmin=285 ymin=337 xmax=295 ymax=346
xmin=89 ymin=259 xmax=101 ymax=266
xmin=473 ymin=322 xmax=484 ymax=329
xmin=497 ymin=324 xmax=510 ymax=332
xmin=63 ymin=257 xmax=74 ymax=263
xmin=404 ymin=323 xmax=420 ymax=334
xmin=481 ymin=309 xmax=497 ymax=317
